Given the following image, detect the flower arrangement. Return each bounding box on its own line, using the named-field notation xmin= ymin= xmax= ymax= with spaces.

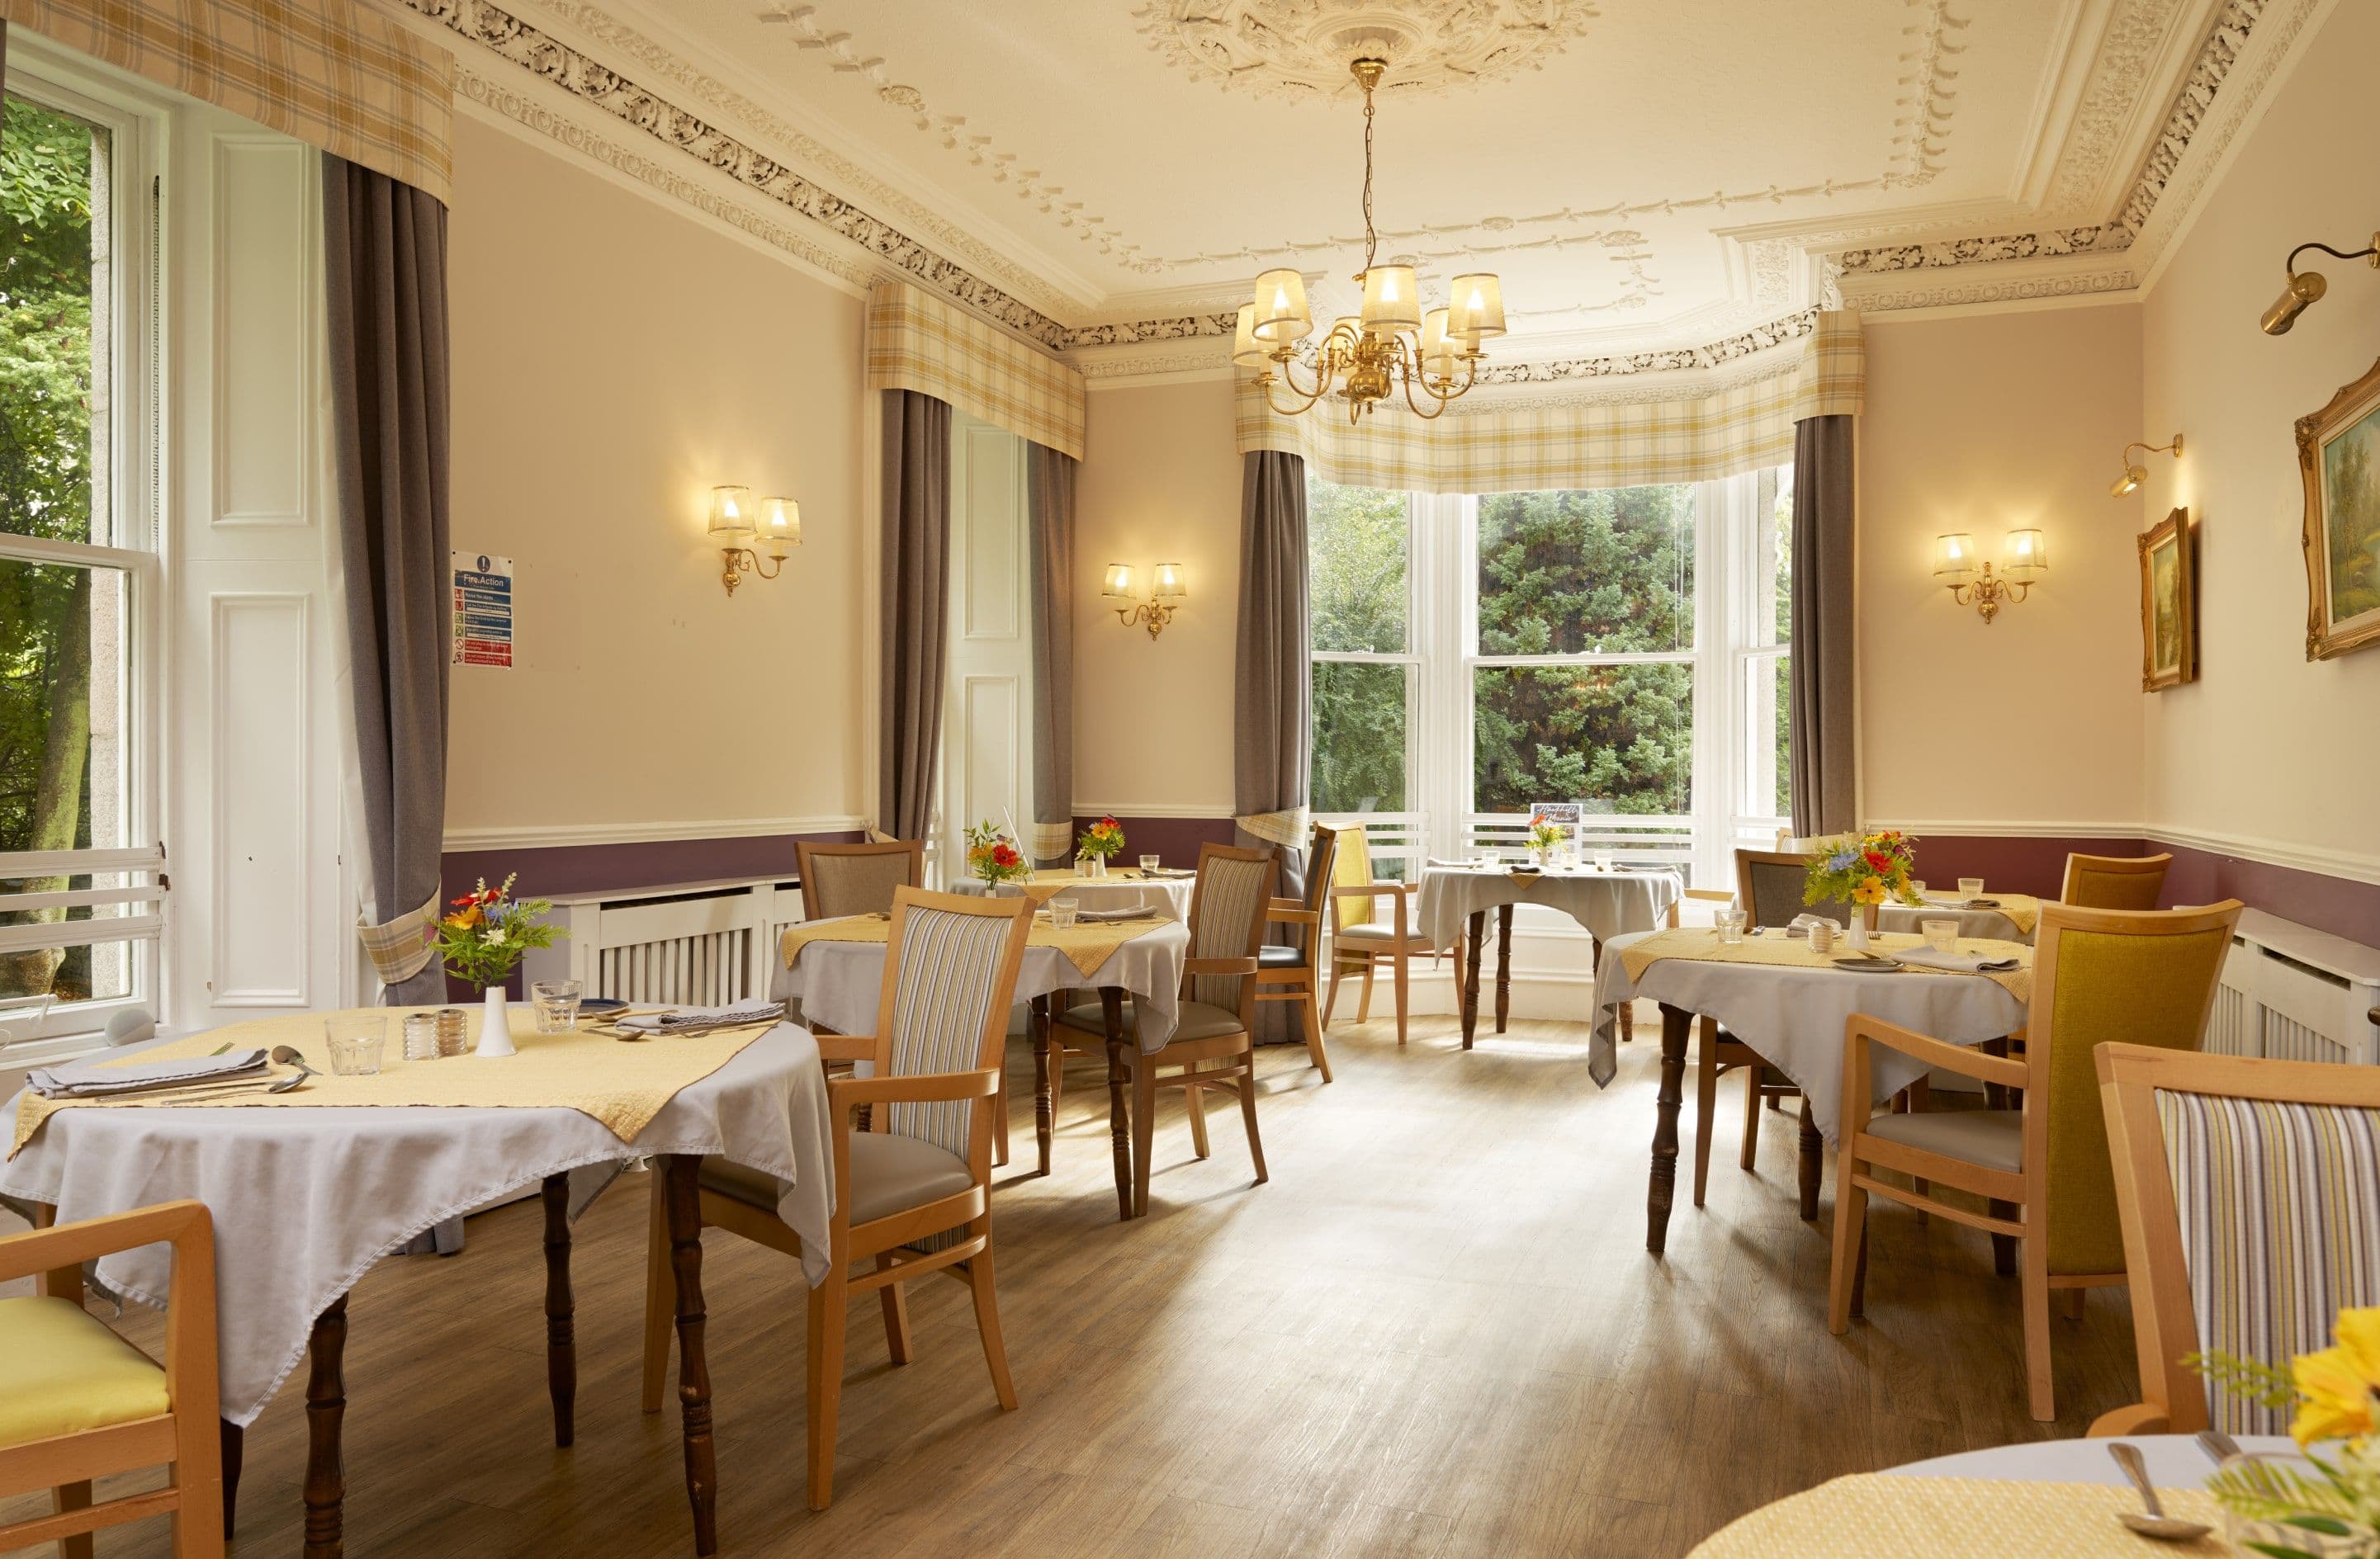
xmin=2194 ymin=1307 xmax=2380 ymax=1557
xmin=1076 ymin=815 xmax=1126 ymax=862
xmin=431 ymin=875 xmax=561 ymax=992
xmin=965 ymin=821 xmax=1029 ymax=886
xmin=1527 ymin=820 xmax=1569 ymax=855
xmin=1804 ymin=830 xmax=1923 ymax=910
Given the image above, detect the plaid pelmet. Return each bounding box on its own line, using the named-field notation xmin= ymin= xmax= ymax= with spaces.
xmin=866 ymin=281 xmax=1086 ymax=460
xmin=3 ymin=0 xmax=454 ymax=204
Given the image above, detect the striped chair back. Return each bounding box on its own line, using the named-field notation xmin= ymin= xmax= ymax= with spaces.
xmin=1185 ymin=845 xmax=1278 ymax=1013
xmin=799 ymin=839 xmax=924 ymax=922
xmin=878 ymin=893 xmax=1029 ymax=1159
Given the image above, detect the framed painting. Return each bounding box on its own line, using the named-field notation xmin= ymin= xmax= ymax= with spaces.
xmin=2138 ymin=507 xmax=2197 ymax=692
xmin=2297 ymin=352 xmax=2380 ymax=661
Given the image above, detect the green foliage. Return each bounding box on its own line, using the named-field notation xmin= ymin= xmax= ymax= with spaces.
xmin=1308 ymin=480 xmax=1412 ymax=814
xmin=432 ymin=877 xmax=563 ymax=992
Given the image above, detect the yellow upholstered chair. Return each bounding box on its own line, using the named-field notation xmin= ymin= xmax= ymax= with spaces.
xmin=641 ymin=887 xmax=1031 ymax=1509
xmin=1 ymin=1200 xmax=222 ymax=1557
xmin=2089 ymin=1044 xmax=2380 ymax=1439
xmin=1255 ymin=822 xmax=1339 ymax=1082
xmin=2060 ymin=852 xmax=2172 ymax=911
xmin=1321 ymin=824 xmax=1431 ymax=1045
xmin=1826 ymin=899 xmax=2243 ymax=1420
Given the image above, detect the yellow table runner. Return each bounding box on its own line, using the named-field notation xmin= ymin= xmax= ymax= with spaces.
xmin=11 ymin=1007 xmax=777 ymax=1158
xmin=1688 ymin=1475 xmax=2224 ymax=1557
xmin=1914 ymin=892 xmax=2043 ymax=936
xmin=1619 ymin=927 xmax=2032 ymax=1006
xmin=778 ymin=913 xmax=1168 ymax=979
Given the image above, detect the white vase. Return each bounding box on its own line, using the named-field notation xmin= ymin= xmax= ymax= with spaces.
xmin=1083 ymin=854 xmax=1106 ymax=879
xmin=1843 ymin=916 xmax=1871 ymax=952
xmin=475 ymin=985 xmax=518 ymax=1056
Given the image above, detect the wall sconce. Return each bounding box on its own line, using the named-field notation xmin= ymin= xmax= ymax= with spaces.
xmin=2109 ymin=434 xmax=2184 ymax=497
xmin=1935 ymin=529 xmax=2046 ymax=624
xmin=2259 ymin=230 xmax=2378 ymax=334
xmin=1101 ymin=561 xmax=1186 ymax=638
xmin=708 ymin=485 xmax=802 ymax=596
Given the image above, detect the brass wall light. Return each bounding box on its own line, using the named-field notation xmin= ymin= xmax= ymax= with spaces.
xmin=1101 ymin=562 xmax=1186 ymax=638
xmin=709 ymin=486 xmax=802 ymax=596
xmin=2259 ymin=231 xmax=2380 ymax=334
xmin=2109 ymin=434 xmax=2184 ymax=497
xmin=1936 ymin=529 xmax=2047 ymax=624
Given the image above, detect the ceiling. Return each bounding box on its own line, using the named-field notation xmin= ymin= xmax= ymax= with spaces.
xmin=502 ymin=0 xmax=2247 ymax=364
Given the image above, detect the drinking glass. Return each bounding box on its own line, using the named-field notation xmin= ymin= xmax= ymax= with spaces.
xmin=532 ymin=979 xmax=584 ymax=1034
xmin=1139 ymin=854 xmax=1162 ymax=875
xmin=1717 ymin=908 xmax=1746 ymax=945
xmin=1921 ymin=919 xmax=1960 ymax=954
xmin=1957 ymin=876 xmax=1985 ymax=899
xmin=1593 ymin=850 xmax=1615 ymax=872
xmin=1809 ymin=920 xmax=1836 ymax=954
xmin=1049 ymin=897 xmax=1081 ymax=930
xmin=324 ymin=1014 xmax=387 ymax=1076
xmin=1908 ymin=879 xmax=1928 ymax=896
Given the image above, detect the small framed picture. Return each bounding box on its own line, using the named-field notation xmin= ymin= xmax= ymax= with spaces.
xmin=2297 ymin=352 xmax=2380 ymax=661
xmin=2137 ymin=507 xmax=2197 ymax=692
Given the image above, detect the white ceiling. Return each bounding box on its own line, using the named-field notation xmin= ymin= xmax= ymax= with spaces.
xmin=587 ymin=0 xmax=2227 ymax=357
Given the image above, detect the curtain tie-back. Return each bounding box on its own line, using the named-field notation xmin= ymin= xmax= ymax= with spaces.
xmin=355 ymin=890 xmax=439 ymax=986
xmin=1235 ymin=808 xmax=1310 ymax=850
xmin=1029 ymin=820 xmax=1074 ymax=862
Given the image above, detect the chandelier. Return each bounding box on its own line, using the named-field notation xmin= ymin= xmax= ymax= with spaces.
xmin=1234 ymin=56 xmax=1507 ymax=423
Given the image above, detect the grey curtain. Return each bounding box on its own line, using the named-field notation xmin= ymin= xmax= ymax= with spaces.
xmin=1235 ymin=452 xmax=1311 ymax=1042
xmin=324 ymin=154 xmax=450 ymax=1007
xmin=1789 ymin=414 xmax=1857 ymax=836
xmin=879 ymin=390 xmax=953 ymax=841
xmin=1025 ymin=445 xmax=1076 ymax=867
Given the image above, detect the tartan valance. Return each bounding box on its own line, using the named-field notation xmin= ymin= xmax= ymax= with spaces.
xmin=2 ymin=0 xmax=453 ymax=204
xmin=865 ymin=281 xmax=1086 ymax=461
xmin=1236 ymin=309 xmax=1862 ymax=494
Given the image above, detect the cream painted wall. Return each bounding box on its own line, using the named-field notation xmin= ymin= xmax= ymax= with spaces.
xmin=2140 ymin=0 xmax=2380 ymax=871
xmin=1074 ymin=377 xmax=1243 ymax=814
xmin=1859 ymin=305 xmax=2146 ymax=829
xmin=442 ymin=115 xmax=868 ymax=839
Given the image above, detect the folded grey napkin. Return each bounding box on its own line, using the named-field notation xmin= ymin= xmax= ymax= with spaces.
xmin=1889 ymin=947 xmax=2021 ymax=974
xmin=614 ymin=999 xmax=784 ymax=1035
xmin=1076 ymin=906 xmax=1157 ymax=924
xmin=30 ymin=1047 xmax=269 ymax=1098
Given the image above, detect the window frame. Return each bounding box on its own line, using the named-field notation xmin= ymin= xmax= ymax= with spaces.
xmin=1308 ymin=483 xmax=1427 ymax=880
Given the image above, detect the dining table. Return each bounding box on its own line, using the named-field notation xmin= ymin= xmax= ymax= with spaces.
xmin=1592 ymin=926 xmax=2032 ymax=1254
xmin=1416 ymin=862 xmax=1683 ymax=1046
xmin=774 ymin=914 xmax=1192 ymax=1216
xmin=950 ymin=865 xmax=1197 ymax=922
xmin=1877 ymin=891 xmax=2042 ymax=944
xmin=1 ymin=1009 xmax=834 ymax=1559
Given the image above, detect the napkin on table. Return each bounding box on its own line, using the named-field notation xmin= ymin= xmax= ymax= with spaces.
xmin=28 ymin=1048 xmax=269 ymax=1098
xmin=1889 ymin=947 xmax=2022 ymax=974
xmin=612 ymin=999 xmax=784 ymax=1036
xmin=1075 ymin=906 xmax=1157 ymax=924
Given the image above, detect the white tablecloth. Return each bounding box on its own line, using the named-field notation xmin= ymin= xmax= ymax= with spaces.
xmin=952 ymin=872 xmax=1195 ymax=922
xmin=774 ymin=920 xmax=1190 ymax=1052
xmin=1879 ymin=898 xmax=2033 ymax=944
xmin=1890 ymin=1434 xmax=2292 ymax=1486
xmin=1416 ymin=865 xmax=1682 ymax=952
xmin=0 ymin=1023 xmax=835 ymax=1426
xmin=1590 ymin=930 xmax=2028 ymax=1142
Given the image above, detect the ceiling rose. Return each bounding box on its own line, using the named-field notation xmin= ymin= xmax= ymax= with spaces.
xmin=1133 ymin=0 xmax=1599 ymax=98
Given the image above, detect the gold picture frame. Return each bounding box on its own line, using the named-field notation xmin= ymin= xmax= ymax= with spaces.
xmin=2297 ymin=352 xmax=2380 ymax=661
xmin=2138 ymin=507 xmax=2197 ymax=691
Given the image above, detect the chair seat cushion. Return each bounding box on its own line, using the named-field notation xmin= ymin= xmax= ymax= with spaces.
xmin=1256 ymin=944 xmax=1308 ymax=970
xmin=1334 ymin=924 xmax=1434 ymax=952
xmin=1054 ymin=999 xmax=1245 ymax=1044
xmin=703 ymin=1133 xmax=973 ymax=1227
xmin=1860 ymin=1108 xmax=2023 ymax=1173
xmin=0 ymin=1295 xmax=171 ymax=1448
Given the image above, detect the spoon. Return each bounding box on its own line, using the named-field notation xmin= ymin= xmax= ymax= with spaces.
xmin=269 ymin=1045 xmax=328 ymax=1083
xmin=2107 ymin=1441 xmax=2213 ymax=1542
xmin=2197 ymin=1428 xmax=2244 ymax=1466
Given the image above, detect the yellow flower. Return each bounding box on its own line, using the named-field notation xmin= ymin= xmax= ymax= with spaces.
xmin=2292 ymin=1307 xmax=2380 ymax=1447
xmin=1852 ymin=875 xmax=1887 ymax=905
xmin=442 ymin=905 xmax=483 ymax=931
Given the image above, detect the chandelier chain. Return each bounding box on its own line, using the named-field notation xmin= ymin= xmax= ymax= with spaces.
xmin=1360 ymin=75 xmax=1377 ymax=273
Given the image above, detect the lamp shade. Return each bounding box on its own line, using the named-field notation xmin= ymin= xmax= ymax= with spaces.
xmin=1933 ymin=531 xmax=1979 ymax=584
xmin=1151 ymin=563 xmax=1186 ymax=601
xmin=1233 ymin=303 xmax=1269 ymax=368
xmin=2109 ymin=465 xmax=2146 ymax=498
xmin=1325 ymin=314 xmax=1362 ymax=350
xmin=1252 ymin=268 xmax=1313 ymax=343
xmin=1358 ymin=263 xmax=1422 ymax=335
xmin=2259 ymin=269 xmax=2326 ymax=336
xmin=2002 ymin=528 xmax=2047 ymax=582
xmin=1101 ymin=563 xmax=1136 ymax=600
xmin=1417 ymin=307 xmax=1460 ymax=376
xmin=709 ymin=485 xmax=755 ymax=542
xmin=759 ymin=496 xmax=801 ymax=549
xmin=1447 ymin=272 xmax=1507 ymax=340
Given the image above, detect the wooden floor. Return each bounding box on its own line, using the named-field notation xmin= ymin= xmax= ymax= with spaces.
xmin=4 ymin=1010 xmax=2145 ymax=1557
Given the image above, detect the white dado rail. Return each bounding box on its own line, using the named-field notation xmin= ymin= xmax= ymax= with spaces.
xmin=520 ymin=875 xmax=806 ymax=1007
xmin=2207 ymin=909 xmax=2380 ymax=1067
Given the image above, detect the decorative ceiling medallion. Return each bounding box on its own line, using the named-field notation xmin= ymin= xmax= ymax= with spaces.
xmin=1133 ymin=0 xmax=1599 ymax=98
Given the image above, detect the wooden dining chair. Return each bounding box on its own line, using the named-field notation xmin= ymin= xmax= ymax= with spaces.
xmin=796 ymin=838 xmax=925 ymax=921
xmin=0 ymin=1200 xmax=222 ymax=1558
xmin=2089 ymin=1043 xmax=2380 ymax=1439
xmin=1056 ymin=842 xmax=1278 ymax=1216
xmin=2060 ymin=851 xmax=2172 ymax=911
xmin=1320 ymin=824 xmax=1431 ymax=1046
xmin=640 ymin=886 xmax=1032 ymax=1510
xmin=1826 ymin=899 xmax=2244 ymax=1420
xmin=1256 ymin=823 xmax=1338 ymax=1083
xmin=1680 ymin=853 xmax=1824 ymax=1207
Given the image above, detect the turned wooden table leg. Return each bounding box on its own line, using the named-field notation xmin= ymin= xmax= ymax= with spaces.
xmin=303 ymin=1296 xmax=348 ymax=1559
xmin=1647 ymin=1003 xmax=1690 ymax=1255
xmin=1102 ymin=988 xmax=1133 ymax=1221
xmin=1797 ymin=1098 xmax=1823 ymax=1222
xmin=662 ymin=1155 xmax=718 ymax=1556
xmin=219 ymin=1419 xmax=243 ymax=1538
xmin=1460 ymin=909 xmax=1485 ymax=1049
xmin=1494 ymin=904 xmax=1514 ymax=1034
xmin=542 ymin=1173 xmax=576 ymax=1448
xmin=1031 ymin=995 xmax=1055 ymax=1176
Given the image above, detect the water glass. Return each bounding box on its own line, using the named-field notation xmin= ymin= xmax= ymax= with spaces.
xmin=531 ymin=979 xmax=584 ymax=1034
xmin=1049 ymin=896 xmax=1081 ymax=930
xmin=1908 ymin=879 xmax=1928 ymax=896
xmin=1809 ymin=920 xmax=1836 ymax=954
xmin=324 ymin=1014 xmax=387 ymax=1076
xmin=1717 ymin=908 xmax=1746 ymax=945
xmin=1140 ymin=854 xmax=1162 ymax=874
xmin=1957 ymin=876 xmax=1986 ymax=899
xmin=401 ymin=1011 xmax=441 ymax=1061
xmin=1593 ymin=850 xmax=1615 ymax=872
xmin=1921 ymin=918 xmax=1960 ymax=954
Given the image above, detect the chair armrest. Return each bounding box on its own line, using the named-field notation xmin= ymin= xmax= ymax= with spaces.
xmin=812 ymin=1033 xmax=880 ymax=1064
xmin=0 ymin=1199 xmax=212 ymax=1286
xmin=1266 ymin=896 xmax=1306 ymax=913
xmin=2087 ymin=1403 xmax=2170 ymax=1438
xmin=826 ymin=1067 xmax=1001 ymax=1113
xmin=1266 ymin=908 xmax=1320 ymax=928
xmin=1848 ymin=1015 xmax=2027 ymax=1087
xmin=1330 ymin=881 xmax=1415 ymax=899
xmin=1684 ymin=888 xmax=1736 ymax=902
xmin=1181 ymin=956 xmax=1260 ymax=977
